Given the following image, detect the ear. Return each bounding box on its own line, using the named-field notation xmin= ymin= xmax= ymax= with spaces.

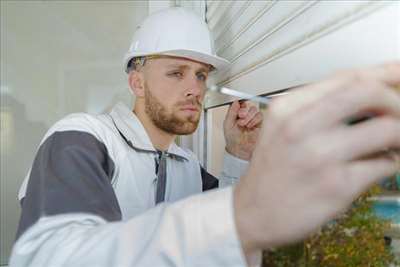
xmin=128 ymin=70 xmax=145 ymax=98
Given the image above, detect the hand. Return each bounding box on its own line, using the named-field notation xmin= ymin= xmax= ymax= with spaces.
xmin=233 ymin=63 xmax=400 ymax=258
xmin=223 ymin=101 xmax=263 ymax=160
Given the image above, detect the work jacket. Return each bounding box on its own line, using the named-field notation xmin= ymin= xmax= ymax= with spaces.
xmin=10 ymin=103 xmax=257 ymax=267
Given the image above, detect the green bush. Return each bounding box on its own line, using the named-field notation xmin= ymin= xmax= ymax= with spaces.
xmin=263 ymin=186 xmax=399 ymax=267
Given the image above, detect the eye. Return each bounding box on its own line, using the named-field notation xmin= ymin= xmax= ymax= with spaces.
xmin=197 ymin=73 xmax=208 ymax=81
xmin=168 ymin=71 xmax=183 ymax=79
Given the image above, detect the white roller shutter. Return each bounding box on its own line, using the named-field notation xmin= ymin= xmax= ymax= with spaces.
xmin=205 ymin=0 xmax=400 ymax=109
xmin=177 ymin=0 xmax=399 ymax=168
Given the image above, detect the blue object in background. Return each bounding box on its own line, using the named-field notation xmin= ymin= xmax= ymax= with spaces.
xmin=373 ymin=175 xmax=400 ymax=223
xmin=373 ymin=201 xmax=400 ymax=224
xmin=397 ymin=174 xmax=400 ymax=189
xmin=379 ymin=175 xmax=400 ymax=190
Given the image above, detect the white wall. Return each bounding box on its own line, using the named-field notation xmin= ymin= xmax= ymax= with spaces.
xmin=0 ymin=1 xmax=150 ymax=264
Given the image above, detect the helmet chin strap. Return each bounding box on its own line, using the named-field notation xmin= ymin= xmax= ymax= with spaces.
xmin=131 ymin=55 xmax=165 ymax=71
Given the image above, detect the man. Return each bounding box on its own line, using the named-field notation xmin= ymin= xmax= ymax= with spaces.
xmin=10 ymin=7 xmax=400 ymax=267
xmin=11 ymin=7 xmax=263 ymax=267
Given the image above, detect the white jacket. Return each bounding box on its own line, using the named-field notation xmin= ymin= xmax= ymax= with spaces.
xmin=10 ymin=103 xmax=258 ymax=267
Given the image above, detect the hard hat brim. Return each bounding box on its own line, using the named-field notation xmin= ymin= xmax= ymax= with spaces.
xmin=124 ymin=50 xmax=231 ymax=74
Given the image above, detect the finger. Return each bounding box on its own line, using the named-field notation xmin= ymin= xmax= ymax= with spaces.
xmin=225 ymin=101 xmax=241 ymax=125
xmin=238 ymin=106 xmax=258 ymax=126
xmin=338 ymin=62 xmax=400 ymax=87
xmin=270 ymin=79 xmax=348 ymax=120
xmin=239 ymin=100 xmax=248 ymax=108
xmin=271 ymin=62 xmax=400 ymax=121
xmin=331 ymin=116 xmax=400 ymax=161
xmin=346 ymin=155 xmax=399 ymax=197
xmin=298 ymin=82 xmax=400 ymax=134
xmin=246 ymin=112 xmax=263 ymax=129
xmin=238 ymin=101 xmax=250 ymax=119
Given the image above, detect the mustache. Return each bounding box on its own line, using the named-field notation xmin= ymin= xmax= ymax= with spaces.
xmin=177 ymin=98 xmax=202 ymax=108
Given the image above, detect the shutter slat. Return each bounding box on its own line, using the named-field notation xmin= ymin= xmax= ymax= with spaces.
xmin=205 ymin=1 xmax=398 ymax=108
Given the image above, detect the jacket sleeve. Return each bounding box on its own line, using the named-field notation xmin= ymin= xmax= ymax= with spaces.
xmin=200 ymin=150 xmax=250 ymax=191
xmin=218 ymin=151 xmax=250 ymax=188
xmin=11 ymin=129 xmax=250 ymax=267
xmin=217 ymin=152 xmax=262 ymax=265
xmin=16 ymin=130 xmax=121 ymax=239
xmin=10 ymin=188 xmax=248 ymax=267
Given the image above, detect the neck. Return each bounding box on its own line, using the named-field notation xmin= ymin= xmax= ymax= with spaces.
xmin=133 ymin=101 xmax=176 ymax=151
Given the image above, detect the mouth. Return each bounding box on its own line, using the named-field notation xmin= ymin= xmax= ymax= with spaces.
xmin=179 ymin=106 xmax=200 ymax=118
xmin=180 ymin=105 xmax=200 ymax=112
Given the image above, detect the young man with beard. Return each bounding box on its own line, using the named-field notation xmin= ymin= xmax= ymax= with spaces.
xmin=12 ymin=7 xmax=264 ymax=267
xmin=10 ymin=7 xmax=400 ymax=267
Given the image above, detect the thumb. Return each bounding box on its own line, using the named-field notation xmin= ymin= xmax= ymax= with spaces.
xmin=225 ymin=101 xmax=240 ymax=126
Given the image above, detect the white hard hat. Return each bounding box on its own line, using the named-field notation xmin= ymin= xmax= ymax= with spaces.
xmin=123 ymin=7 xmax=230 ymax=73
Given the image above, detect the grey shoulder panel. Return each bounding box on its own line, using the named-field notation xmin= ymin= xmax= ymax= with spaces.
xmin=16 ymin=131 xmax=121 ymax=239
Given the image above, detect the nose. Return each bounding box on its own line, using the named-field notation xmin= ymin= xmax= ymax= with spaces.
xmin=185 ymin=75 xmax=205 ymax=100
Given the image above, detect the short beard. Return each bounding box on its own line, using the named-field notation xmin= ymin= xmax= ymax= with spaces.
xmin=144 ymin=84 xmax=201 ymax=135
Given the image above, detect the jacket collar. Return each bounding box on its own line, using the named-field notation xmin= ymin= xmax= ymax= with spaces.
xmin=109 ymin=102 xmax=189 ymax=161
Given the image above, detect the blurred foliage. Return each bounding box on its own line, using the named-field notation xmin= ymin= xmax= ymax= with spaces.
xmin=263 ymin=185 xmax=399 ymax=267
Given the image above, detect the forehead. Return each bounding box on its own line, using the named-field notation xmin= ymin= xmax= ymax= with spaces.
xmin=149 ymin=56 xmax=210 ymax=71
